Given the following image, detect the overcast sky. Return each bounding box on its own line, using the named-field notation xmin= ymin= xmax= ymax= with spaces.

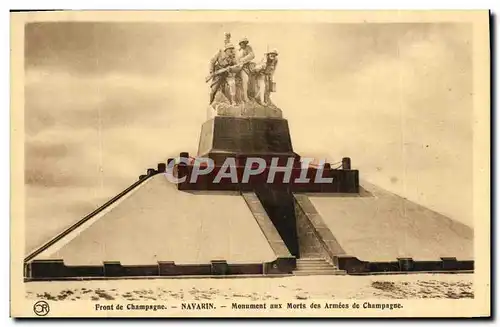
xmin=24 ymin=22 xmax=473 ymax=251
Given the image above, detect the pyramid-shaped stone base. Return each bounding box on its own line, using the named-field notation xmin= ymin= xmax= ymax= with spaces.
xmin=24 ymin=169 xmax=473 ymax=280
xmin=24 ymin=106 xmax=473 ymax=280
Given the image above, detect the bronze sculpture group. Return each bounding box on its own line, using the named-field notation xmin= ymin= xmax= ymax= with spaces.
xmin=207 ymin=33 xmax=278 ymax=106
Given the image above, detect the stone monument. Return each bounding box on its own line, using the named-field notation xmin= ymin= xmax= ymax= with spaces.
xmin=22 ymin=33 xmax=473 ymax=280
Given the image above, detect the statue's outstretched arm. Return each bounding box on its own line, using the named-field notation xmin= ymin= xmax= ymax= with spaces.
xmin=246 ymin=46 xmax=255 ymax=62
xmin=239 ymin=46 xmax=255 ymax=64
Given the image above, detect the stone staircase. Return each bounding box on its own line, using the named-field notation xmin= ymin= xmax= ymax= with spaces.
xmin=293 ymin=258 xmax=345 ymax=276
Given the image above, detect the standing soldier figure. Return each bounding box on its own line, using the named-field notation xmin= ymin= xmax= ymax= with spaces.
xmin=236 ymin=37 xmax=255 ymax=103
xmin=208 ymin=43 xmax=237 ymax=105
xmin=254 ymin=49 xmax=278 ymax=105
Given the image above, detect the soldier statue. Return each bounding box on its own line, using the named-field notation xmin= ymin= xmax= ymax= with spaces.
xmin=236 ymin=37 xmax=255 ymax=103
xmin=207 ymin=43 xmax=238 ymax=105
xmin=254 ymin=49 xmax=278 ymax=105
xmin=207 ymin=32 xmax=278 ymax=107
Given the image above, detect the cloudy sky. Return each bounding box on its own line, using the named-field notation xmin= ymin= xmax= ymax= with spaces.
xmin=24 ymin=22 xmax=473 ymax=251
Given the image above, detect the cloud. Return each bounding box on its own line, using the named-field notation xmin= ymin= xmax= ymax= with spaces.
xmin=23 ymin=66 xmax=205 ymax=192
xmin=278 ymin=24 xmax=472 ymax=225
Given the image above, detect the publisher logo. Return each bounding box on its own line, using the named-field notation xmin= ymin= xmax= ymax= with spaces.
xmin=33 ymin=300 xmax=50 ymax=316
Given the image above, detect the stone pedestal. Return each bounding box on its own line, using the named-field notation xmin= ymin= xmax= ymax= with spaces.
xmin=197 ymin=116 xmax=297 ymax=165
xmin=207 ymin=101 xmax=283 ymax=119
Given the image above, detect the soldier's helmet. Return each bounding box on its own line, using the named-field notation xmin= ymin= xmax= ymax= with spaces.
xmin=267 ymin=48 xmax=278 ymax=56
xmin=238 ymin=37 xmax=249 ymax=45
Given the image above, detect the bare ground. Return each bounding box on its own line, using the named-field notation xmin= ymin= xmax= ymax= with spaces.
xmin=26 ymin=273 xmax=473 ymax=301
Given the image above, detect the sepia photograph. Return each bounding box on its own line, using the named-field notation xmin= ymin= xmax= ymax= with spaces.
xmin=10 ymin=10 xmax=490 ymax=317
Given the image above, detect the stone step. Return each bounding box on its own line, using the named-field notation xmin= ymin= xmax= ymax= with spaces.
xmin=295 ymin=257 xmax=339 ymax=275
xmin=296 ymin=261 xmax=331 ymax=265
xmin=297 ymin=257 xmax=325 ymax=261
xmin=296 ymin=264 xmax=333 ymax=268
xmin=293 ymin=270 xmax=345 ymax=276
xmin=294 ymin=255 xmax=341 ymax=276
xmin=297 ymin=261 xmax=331 ymax=266
xmin=294 ymin=268 xmax=339 ymax=273
xmin=297 ymin=259 xmax=328 ymax=262
xmin=295 ymin=266 xmax=337 ymax=271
